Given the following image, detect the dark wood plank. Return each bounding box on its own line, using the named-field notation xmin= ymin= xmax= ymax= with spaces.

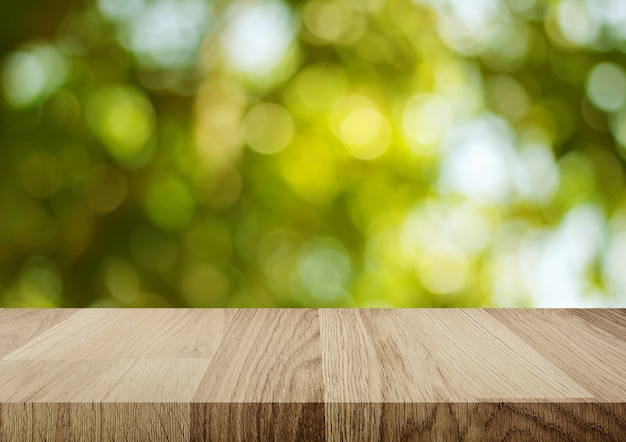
xmin=325 ymin=403 xmax=626 ymax=442
xmin=190 ymin=403 xmax=324 ymax=442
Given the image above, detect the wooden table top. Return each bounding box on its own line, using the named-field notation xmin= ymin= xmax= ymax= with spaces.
xmin=0 ymin=308 xmax=625 ymax=441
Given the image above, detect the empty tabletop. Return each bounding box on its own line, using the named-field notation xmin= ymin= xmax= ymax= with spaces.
xmin=0 ymin=309 xmax=624 ymax=440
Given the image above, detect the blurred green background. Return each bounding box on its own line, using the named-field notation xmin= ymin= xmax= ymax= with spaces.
xmin=1 ymin=0 xmax=626 ymax=308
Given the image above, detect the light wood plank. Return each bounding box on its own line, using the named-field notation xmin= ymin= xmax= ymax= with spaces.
xmin=193 ymin=309 xmax=323 ymax=403
xmin=0 ymin=360 xmax=112 ymax=402
xmin=320 ymin=309 xmax=593 ymax=403
xmin=0 ymin=309 xmax=79 ymax=358
xmin=3 ymin=309 xmax=226 ymax=361
xmin=0 ymin=308 xmax=624 ymax=440
xmin=490 ymin=309 xmax=626 ymax=402
xmin=190 ymin=309 xmax=324 ymax=440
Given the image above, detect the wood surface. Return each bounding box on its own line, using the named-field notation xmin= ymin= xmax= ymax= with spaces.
xmin=0 ymin=308 xmax=624 ymax=441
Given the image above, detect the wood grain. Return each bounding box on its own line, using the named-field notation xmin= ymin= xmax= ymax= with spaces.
xmin=0 ymin=308 xmax=624 ymax=440
xmin=489 ymin=309 xmax=626 ymax=402
xmin=0 ymin=309 xmax=79 ymax=358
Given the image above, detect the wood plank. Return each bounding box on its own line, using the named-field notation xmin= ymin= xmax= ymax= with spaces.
xmin=189 ymin=309 xmax=324 ymax=441
xmin=320 ymin=309 xmax=593 ymax=402
xmin=570 ymin=309 xmax=626 ymax=340
xmin=1 ymin=403 xmax=190 ymax=441
xmin=0 ymin=309 xmax=79 ymax=358
xmin=489 ymin=309 xmax=626 ymax=402
xmin=190 ymin=403 xmax=324 ymax=442
xmin=3 ymin=309 xmax=227 ymax=361
xmin=192 ymin=309 xmax=323 ymax=403
xmin=0 ymin=308 xmax=624 ymax=440
xmin=325 ymin=403 xmax=626 ymax=441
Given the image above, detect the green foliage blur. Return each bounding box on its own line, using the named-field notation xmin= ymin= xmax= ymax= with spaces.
xmin=2 ymin=0 xmax=626 ymax=308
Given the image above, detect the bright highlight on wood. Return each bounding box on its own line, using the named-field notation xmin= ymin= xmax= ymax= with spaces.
xmin=0 ymin=308 xmax=624 ymax=440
